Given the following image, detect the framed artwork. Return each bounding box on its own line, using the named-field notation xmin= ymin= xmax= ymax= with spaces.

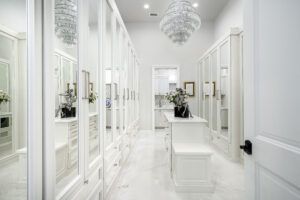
xmin=184 ymin=82 xmax=195 ymax=96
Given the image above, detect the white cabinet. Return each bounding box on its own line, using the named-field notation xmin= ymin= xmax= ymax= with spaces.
xmin=103 ymin=0 xmax=140 ymax=198
xmin=0 ymin=113 xmax=12 ymax=157
xmin=198 ymin=28 xmax=242 ymax=161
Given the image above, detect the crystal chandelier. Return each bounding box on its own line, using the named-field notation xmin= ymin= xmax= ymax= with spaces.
xmin=160 ymin=0 xmax=201 ymax=45
xmin=55 ymin=0 xmax=77 ymax=46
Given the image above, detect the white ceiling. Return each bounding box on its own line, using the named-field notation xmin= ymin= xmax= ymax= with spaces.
xmin=115 ymin=0 xmax=230 ymax=23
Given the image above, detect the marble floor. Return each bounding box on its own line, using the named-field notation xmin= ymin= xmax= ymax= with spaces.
xmin=108 ymin=131 xmax=245 ymax=200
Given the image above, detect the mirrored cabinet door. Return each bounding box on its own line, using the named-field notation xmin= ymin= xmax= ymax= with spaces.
xmin=0 ymin=1 xmax=28 ymax=199
xmin=52 ymin=0 xmax=80 ymax=196
xmin=203 ymin=56 xmax=210 ymax=125
xmin=114 ymin=22 xmax=121 ymax=138
xmin=87 ymin=0 xmax=100 ymax=166
xmin=211 ymin=50 xmax=218 ymax=134
xmin=219 ymin=40 xmax=230 ymax=138
xmin=105 ymin=2 xmax=113 ymax=148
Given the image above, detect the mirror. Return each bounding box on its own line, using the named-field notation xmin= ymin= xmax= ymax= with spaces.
xmin=211 ymin=50 xmax=218 ymax=132
xmin=0 ymin=0 xmax=28 ymax=199
xmin=105 ymin=2 xmax=113 ymax=147
xmin=53 ymin=0 xmax=79 ymax=195
xmin=204 ymin=57 xmax=210 ymax=123
xmin=220 ymin=41 xmax=230 ymax=137
xmin=87 ymin=0 xmax=100 ymax=165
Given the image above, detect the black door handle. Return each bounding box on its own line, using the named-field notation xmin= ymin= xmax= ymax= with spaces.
xmin=240 ymin=140 xmax=252 ymax=155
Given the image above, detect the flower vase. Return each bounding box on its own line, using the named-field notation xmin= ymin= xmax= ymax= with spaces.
xmin=174 ymin=105 xmax=190 ymax=118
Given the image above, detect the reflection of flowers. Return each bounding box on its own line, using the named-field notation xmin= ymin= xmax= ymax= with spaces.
xmin=55 ymin=88 xmax=77 ymax=117
xmin=0 ymin=90 xmax=10 ymax=105
xmin=166 ymin=88 xmax=188 ymax=107
xmin=89 ymin=92 xmax=98 ymax=104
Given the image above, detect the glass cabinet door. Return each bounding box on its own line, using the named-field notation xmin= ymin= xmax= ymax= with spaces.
xmin=53 ymin=0 xmax=80 ymax=195
xmin=105 ymin=2 xmax=113 ymax=147
xmin=121 ymin=33 xmax=127 ymax=133
xmin=211 ymin=50 xmax=218 ymax=134
xmin=0 ymin=1 xmax=28 ymax=199
xmin=114 ymin=22 xmax=121 ymax=138
xmin=203 ymin=56 xmax=210 ymax=125
xmin=87 ymin=0 xmax=100 ymax=166
xmin=219 ymin=40 xmax=230 ymax=138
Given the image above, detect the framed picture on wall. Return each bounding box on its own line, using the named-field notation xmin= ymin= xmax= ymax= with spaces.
xmin=184 ymin=82 xmax=195 ymax=96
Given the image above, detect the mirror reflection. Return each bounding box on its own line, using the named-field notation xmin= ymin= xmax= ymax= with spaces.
xmin=53 ymin=0 xmax=79 ymax=195
xmin=105 ymin=3 xmax=113 ymax=147
xmin=0 ymin=0 xmax=27 ymax=199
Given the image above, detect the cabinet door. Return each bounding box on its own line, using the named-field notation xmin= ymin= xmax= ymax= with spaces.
xmin=44 ymin=0 xmax=82 ymax=197
xmin=219 ymin=39 xmax=230 ymax=138
xmin=203 ymin=56 xmax=210 ymax=126
xmin=0 ymin=1 xmax=31 ymax=199
xmin=114 ymin=21 xmax=122 ymax=138
xmin=104 ymin=2 xmax=114 ymax=148
xmin=85 ymin=0 xmax=101 ymax=176
xmin=211 ymin=49 xmax=218 ymax=134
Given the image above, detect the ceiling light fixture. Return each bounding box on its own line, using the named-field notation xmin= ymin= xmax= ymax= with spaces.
xmin=160 ymin=0 xmax=201 ymax=45
xmin=192 ymin=2 xmax=198 ymax=8
xmin=144 ymin=4 xmax=150 ymax=10
xmin=55 ymin=0 xmax=77 ymax=46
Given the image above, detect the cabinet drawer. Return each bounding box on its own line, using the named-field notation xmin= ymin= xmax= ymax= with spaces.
xmin=69 ymin=136 xmax=78 ymax=151
xmin=68 ymin=149 xmax=78 ymax=168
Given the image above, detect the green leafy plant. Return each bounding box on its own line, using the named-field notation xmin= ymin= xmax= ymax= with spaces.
xmin=0 ymin=90 xmax=10 ymax=105
xmin=89 ymin=92 xmax=98 ymax=104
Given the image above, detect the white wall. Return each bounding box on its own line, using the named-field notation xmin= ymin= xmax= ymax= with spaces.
xmin=125 ymin=22 xmax=215 ymax=130
xmin=214 ymin=0 xmax=244 ymax=39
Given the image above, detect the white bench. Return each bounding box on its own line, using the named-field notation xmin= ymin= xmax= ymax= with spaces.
xmin=172 ymin=143 xmax=215 ymax=192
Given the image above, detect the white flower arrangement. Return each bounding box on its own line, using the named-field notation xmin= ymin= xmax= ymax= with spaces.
xmin=0 ymin=90 xmax=10 ymax=105
xmin=165 ymin=88 xmax=189 ymax=107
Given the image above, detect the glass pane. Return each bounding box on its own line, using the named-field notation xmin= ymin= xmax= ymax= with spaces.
xmin=115 ymin=22 xmax=121 ymax=137
xmin=0 ymin=0 xmax=27 ymax=199
xmin=54 ymin=0 xmax=79 ymax=195
xmin=121 ymin=32 xmax=127 ymax=132
xmin=88 ymin=0 xmax=100 ymax=164
xmin=204 ymin=57 xmax=210 ymax=123
xmin=105 ymin=3 xmax=113 ymax=147
xmin=220 ymin=41 xmax=230 ymax=137
xmin=199 ymin=62 xmax=203 ymax=117
xmin=211 ymin=50 xmax=218 ymax=131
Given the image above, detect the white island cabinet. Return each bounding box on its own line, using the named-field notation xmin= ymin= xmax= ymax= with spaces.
xmin=163 ymin=112 xmax=215 ymax=193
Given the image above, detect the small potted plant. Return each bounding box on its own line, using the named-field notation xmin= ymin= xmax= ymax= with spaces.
xmin=166 ymin=88 xmax=191 ymax=118
xmin=89 ymin=91 xmax=98 ymax=104
xmin=58 ymin=88 xmax=77 ymax=118
xmin=0 ymin=90 xmax=10 ymax=112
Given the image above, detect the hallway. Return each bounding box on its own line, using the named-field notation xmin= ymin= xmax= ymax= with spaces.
xmin=108 ymin=131 xmax=245 ymax=200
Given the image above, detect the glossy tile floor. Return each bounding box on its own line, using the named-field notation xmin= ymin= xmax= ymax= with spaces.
xmin=109 ymin=131 xmax=245 ymax=200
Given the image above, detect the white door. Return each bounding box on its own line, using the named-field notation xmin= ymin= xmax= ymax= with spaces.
xmin=244 ymin=0 xmax=300 ymax=200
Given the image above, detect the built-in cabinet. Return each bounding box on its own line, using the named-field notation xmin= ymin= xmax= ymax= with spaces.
xmin=103 ymin=0 xmax=140 ymax=197
xmin=198 ymin=28 xmax=242 ymax=161
xmin=0 ymin=0 xmax=140 ymax=199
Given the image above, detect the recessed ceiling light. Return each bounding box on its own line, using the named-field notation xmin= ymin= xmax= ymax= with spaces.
xmin=192 ymin=3 xmax=198 ymax=8
xmin=144 ymin=4 xmax=150 ymax=10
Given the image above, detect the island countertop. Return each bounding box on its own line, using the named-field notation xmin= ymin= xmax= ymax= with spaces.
xmin=163 ymin=112 xmax=207 ymax=124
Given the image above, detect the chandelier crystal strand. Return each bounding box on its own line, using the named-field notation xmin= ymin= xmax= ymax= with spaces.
xmin=55 ymin=0 xmax=78 ymax=46
xmin=160 ymin=0 xmax=201 ymax=45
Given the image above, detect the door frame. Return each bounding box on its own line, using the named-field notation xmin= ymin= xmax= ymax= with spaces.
xmin=151 ymin=65 xmax=180 ymax=132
